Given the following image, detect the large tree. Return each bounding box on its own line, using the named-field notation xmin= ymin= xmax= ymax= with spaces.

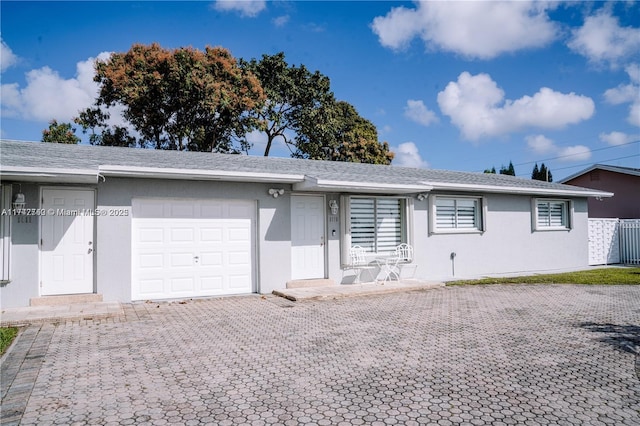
xmin=295 ymin=101 xmax=394 ymax=164
xmin=76 ymin=43 xmax=265 ymax=152
xmin=240 ymin=52 xmax=334 ymax=156
xmin=41 ymin=120 xmax=80 ymax=144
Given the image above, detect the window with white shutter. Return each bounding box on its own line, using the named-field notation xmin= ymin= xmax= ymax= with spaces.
xmin=349 ymin=197 xmax=405 ymax=253
xmin=535 ymin=199 xmax=570 ymax=230
xmin=432 ymin=196 xmax=483 ymax=232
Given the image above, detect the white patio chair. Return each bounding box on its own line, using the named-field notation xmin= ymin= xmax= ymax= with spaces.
xmin=343 ymin=245 xmax=376 ymax=283
xmin=394 ymin=243 xmax=418 ymax=279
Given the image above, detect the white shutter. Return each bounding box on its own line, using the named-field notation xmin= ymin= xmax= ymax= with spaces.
xmin=436 ymin=198 xmax=456 ymax=229
xmin=350 ymin=198 xmax=375 ymax=252
xmin=456 ymin=199 xmax=477 ymax=229
xmin=376 ymin=199 xmax=402 ymax=253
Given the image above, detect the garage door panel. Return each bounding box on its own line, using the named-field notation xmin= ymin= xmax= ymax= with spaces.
xmin=200 ymin=251 xmax=223 ymax=266
xmin=171 ymin=277 xmax=195 ymax=292
xmin=170 ymin=228 xmax=194 ymax=242
xmin=132 ymin=198 xmax=255 ymax=300
xmin=200 ymin=227 xmax=223 ymax=242
xmin=200 ymin=276 xmax=223 ymax=290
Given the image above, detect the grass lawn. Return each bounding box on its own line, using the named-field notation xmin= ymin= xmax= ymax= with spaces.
xmin=0 ymin=327 xmax=18 ymax=356
xmin=446 ymin=267 xmax=640 ymax=286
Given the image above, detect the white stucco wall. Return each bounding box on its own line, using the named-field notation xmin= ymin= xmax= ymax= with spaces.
xmin=0 ymin=179 xmax=591 ymax=309
xmin=414 ymin=193 xmax=589 ymax=280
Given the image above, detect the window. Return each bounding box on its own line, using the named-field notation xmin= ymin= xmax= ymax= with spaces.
xmin=535 ymin=199 xmax=570 ymax=230
xmin=431 ymin=196 xmax=484 ymax=233
xmin=348 ymin=197 xmax=406 ymax=254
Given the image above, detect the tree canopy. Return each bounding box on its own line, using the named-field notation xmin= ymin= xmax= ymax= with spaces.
xmin=41 ymin=120 xmax=80 ymax=144
xmin=239 ymin=52 xmax=333 ymax=156
xmin=75 ymin=43 xmax=265 ymax=153
xmin=295 ymin=101 xmax=393 ymax=164
xmin=499 ymin=161 xmax=516 ymax=176
xmin=73 ymin=44 xmax=394 ymax=164
xmin=531 ymin=162 xmax=553 ymax=182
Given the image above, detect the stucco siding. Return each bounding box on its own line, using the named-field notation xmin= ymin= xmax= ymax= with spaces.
xmin=418 ymin=193 xmax=589 ymax=280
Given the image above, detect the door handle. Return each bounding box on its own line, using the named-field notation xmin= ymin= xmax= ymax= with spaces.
xmin=88 ymin=248 xmax=93 ymax=254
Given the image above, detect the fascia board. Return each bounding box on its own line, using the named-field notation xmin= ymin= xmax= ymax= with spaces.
xmin=294 ymin=177 xmax=433 ymax=194
xmin=0 ymin=166 xmax=98 ymax=183
xmin=98 ymin=165 xmax=305 ymax=183
xmin=423 ymin=181 xmax=614 ymax=198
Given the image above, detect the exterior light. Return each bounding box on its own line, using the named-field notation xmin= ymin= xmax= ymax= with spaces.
xmin=12 ymin=192 xmax=26 ymax=211
xmin=268 ymin=188 xmax=284 ymax=198
xmin=329 ymin=199 xmax=339 ymax=215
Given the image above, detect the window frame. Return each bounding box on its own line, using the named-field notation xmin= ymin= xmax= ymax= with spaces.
xmin=532 ymin=198 xmax=573 ymax=231
xmin=429 ymin=195 xmax=486 ymax=234
xmin=341 ymin=195 xmax=413 ymax=264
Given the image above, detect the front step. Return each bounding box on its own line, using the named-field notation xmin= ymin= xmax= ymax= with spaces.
xmin=30 ymin=294 xmax=103 ymax=307
xmin=286 ymin=279 xmax=335 ymax=289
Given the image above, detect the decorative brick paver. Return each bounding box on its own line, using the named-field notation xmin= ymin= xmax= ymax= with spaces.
xmin=2 ymin=284 xmax=639 ymax=425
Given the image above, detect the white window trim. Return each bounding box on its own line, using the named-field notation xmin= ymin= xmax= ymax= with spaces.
xmin=341 ymin=195 xmax=413 ymax=265
xmin=429 ymin=195 xmax=486 ymax=235
xmin=532 ymin=198 xmax=573 ymax=231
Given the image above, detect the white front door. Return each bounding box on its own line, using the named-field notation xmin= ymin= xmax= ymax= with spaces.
xmin=131 ymin=198 xmax=255 ymax=300
xmin=41 ymin=189 xmax=95 ymax=295
xmin=291 ymin=195 xmax=325 ymax=279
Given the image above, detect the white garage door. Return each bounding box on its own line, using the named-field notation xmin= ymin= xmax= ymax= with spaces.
xmin=132 ymin=198 xmax=255 ymax=300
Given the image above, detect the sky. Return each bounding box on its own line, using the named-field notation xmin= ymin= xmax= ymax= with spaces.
xmin=1 ymin=1 xmax=639 ymax=180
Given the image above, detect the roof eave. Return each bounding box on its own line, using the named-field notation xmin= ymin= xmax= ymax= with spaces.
xmin=0 ymin=166 xmax=99 ymax=184
xmin=294 ymin=177 xmax=433 ymax=194
xmin=424 ymin=181 xmax=614 ymax=198
xmin=98 ymin=165 xmax=306 ymax=183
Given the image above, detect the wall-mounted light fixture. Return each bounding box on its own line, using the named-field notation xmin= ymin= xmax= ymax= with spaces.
xmin=329 ymin=199 xmax=339 ymax=215
xmin=12 ymin=185 xmax=26 ymax=211
xmin=416 ymin=193 xmax=428 ymax=201
xmin=268 ymin=188 xmax=285 ymax=198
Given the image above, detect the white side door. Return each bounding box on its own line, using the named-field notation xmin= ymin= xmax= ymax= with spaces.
xmin=291 ymin=195 xmax=325 ymax=279
xmin=41 ymin=189 xmax=95 ymax=295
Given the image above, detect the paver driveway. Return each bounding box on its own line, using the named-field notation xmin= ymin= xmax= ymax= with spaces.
xmin=2 ymin=284 xmax=639 ymax=425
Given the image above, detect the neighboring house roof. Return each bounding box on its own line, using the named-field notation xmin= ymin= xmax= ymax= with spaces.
xmin=559 ymin=164 xmax=640 ymax=183
xmin=1 ymin=139 xmax=613 ymax=197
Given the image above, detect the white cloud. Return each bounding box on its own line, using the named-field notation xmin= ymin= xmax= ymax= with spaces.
xmin=272 ymin=15 xmax=290 ymax=27
xmin=404 ymin=99 xmax=438 ymax=126
xmin=599 ymin=131 xmax=636 ymax=146
xmin=558 ymin=145 xmax=591 ymax=162
xmin=526 ymin=134 xmax=592 ymax=162
xmin=568 ymin=10 xmax=640 ymax=68
xmin=371 ymin=1 xmax=557 ymax=59
xmin=213 ymin=1 xmax=266 ymax=18
xmin=392 ymin=141 xmax=429 ymax=168
xmin=1 ymin=38 xmax=18 ymax=72
xmin=437 ymin=72 xmax=595 ymax=141
xmin=604 ymin=63 xmax=640 ymax=127
xmin=1 ymin=52 xmax=111 ymax=122
xmin=526 ymin=134 xmax=555 ymax=154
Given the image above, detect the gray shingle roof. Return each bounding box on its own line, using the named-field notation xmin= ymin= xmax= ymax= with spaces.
xmin=0 ymin=139 xmax=611 ymax=197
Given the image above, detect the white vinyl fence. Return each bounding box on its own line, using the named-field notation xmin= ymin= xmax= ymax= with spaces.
xmin=588 ymin=218 xmax=640 ymax=265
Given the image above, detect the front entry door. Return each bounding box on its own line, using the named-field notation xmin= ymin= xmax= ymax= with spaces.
xmin=41 ymin=189 xmax=95 ymax=295
xmin=291 ymin=195 xmax=325 ymax=279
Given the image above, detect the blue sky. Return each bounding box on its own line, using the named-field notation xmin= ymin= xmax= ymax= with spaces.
xmin=1 ymin=1 xmax=639 ymax=180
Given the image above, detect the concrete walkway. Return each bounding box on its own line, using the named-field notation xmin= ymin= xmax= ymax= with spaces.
xmin=0 ymin=281 xmax=443 ymax=326
xmin=0 ymin=301 xmax=124 ymax=327
xmin=273 ymin=280 xmax=444 ymax=301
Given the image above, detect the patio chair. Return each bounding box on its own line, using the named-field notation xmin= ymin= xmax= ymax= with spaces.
xmin=343 ymin=245 xmax=376 ymax=284
xmin=394 ymin=243 xmax=418 ymax=279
